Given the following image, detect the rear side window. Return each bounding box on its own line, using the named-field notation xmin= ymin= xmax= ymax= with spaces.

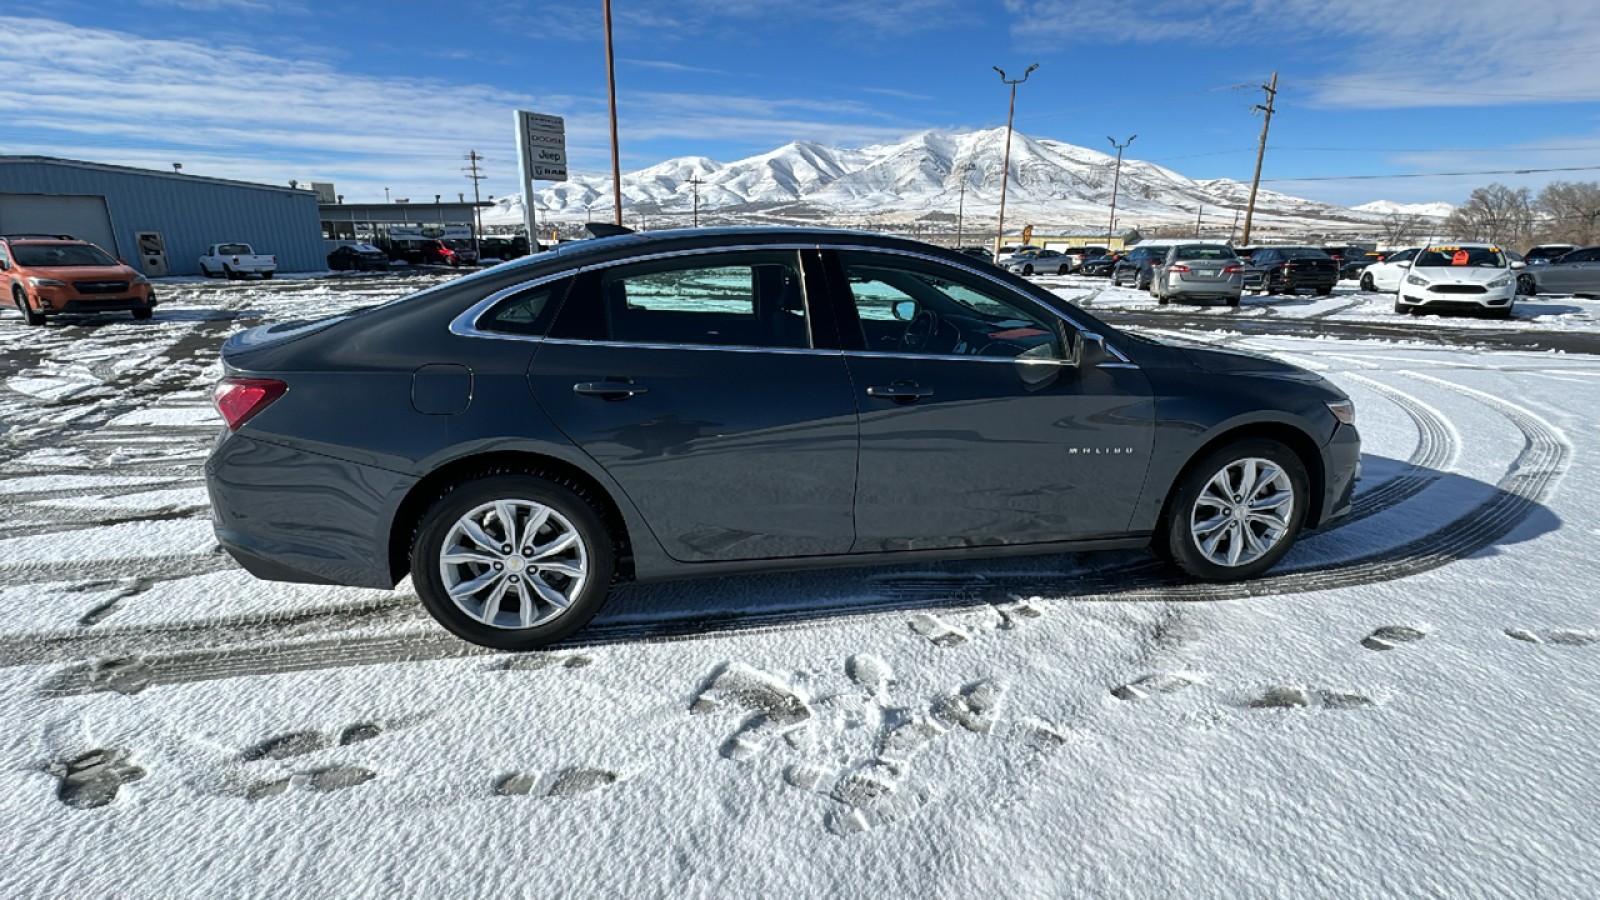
xmin=479 ymin=278 xmax=571 ymax=336
xmin=589 ymin=251 xmax=810 ymax=349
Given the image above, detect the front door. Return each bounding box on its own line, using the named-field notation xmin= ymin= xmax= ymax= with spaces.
xmin=826 ymin=250 xmax=1157 ymax=552
xmin=528 ymin=249 xmax=859 ymax=563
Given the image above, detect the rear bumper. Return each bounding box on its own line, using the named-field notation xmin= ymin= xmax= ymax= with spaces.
xmin=205 ymin=431 xmax=416 ymax=589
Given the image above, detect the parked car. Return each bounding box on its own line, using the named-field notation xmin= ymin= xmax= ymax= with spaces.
xmin=1063 ymin=246 xmax=1109 ymax=272
xmin=953 ymin=246 xmax=995 ymax=264
xmin=1 ymin=233 xmax=158 ymax=324
xmin=1150 ymin=244 xmax=1245 ymax=306
xmin=1078 ymin=253 xmax=1121 ymax=277
xmin=1523 ymin=244 xmax=1577 ymax=267
xmin=425 ymin=239 xmax=479 ymax=267
xmin=478 ymin=236 xmax=531 ymax=261
xmin=1340 ymin=251 xmax=1383 ymax=281
xmin=1528 ymin=245 xmax=1600 ymax=297
xmin=207 ymin=226 xmax=1360 ymax=650
xmin=1004 ymin=248 xmax=1069 ymax=276
xmin=200 ymin=242 xmax=277 ymax=279
xmin=1358 ymin=248 xmax=1419 ymax=293
xmin=1242 ymin=247 xmax=1338 ymax=296
xmin=1395 ymin=242 xmax=1521 ymax=317
xmin=1110 ymin=245 xmax=1172 ymax=290
xmin=327 ymin=243 xmax=389 ymax=272
xmin=996 ymin=245 xmax=1044 ymax=266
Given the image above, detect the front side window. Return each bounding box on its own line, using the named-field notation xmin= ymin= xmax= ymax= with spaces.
xmin=599 ymin=252 xmax=809 ymax=349
xmin=840 ymin=253 xmax=1063 ymax=359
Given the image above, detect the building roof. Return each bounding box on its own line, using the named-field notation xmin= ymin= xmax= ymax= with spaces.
xmin=0 ymin=155 xmax=312 ymax=196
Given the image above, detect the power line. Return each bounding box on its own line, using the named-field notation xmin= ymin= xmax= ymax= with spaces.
xmin=1265 ymin=164 xmax=1600 ymax=183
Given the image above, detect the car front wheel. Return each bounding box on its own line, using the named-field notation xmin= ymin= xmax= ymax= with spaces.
xmin=1162 ymin=440 xmax=1308 ymax=581
xmin=14 ymin=287 xmax=44 ymax=326
xmin=411 ymin=473 xmax=615 ymax=650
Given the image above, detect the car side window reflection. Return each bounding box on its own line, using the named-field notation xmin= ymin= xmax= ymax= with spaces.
xmin=480 ymin=278 xmax=570 ymax=336
xmin=601 ymin=253 xmax=809 ymax=349
xmin=839 ymin=254 xmax=1063 ymax=359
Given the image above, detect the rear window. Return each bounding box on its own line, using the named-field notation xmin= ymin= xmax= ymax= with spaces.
xmin=1274 ymin=247 xmax=1330 ymax=259
xmin=1173 ymin=245 xmax=1237 ymax=261
xmin=217 ymin=243 xmax=252 ymax=255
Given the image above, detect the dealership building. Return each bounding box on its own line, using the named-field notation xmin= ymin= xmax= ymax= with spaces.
xmin=0 ymin=156 xmax=327 ymax=276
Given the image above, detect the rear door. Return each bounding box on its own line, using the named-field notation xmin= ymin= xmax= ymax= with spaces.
xmin=821 ymin=249 xmax=1156 ymax=552
xmin=527 ymin=248 xmax=860 ymax=562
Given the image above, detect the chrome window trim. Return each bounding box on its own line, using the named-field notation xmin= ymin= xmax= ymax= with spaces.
xmin=537 ymin=337 xmax=840 ymax=357
xmin=447 ymin=239 xmax=1135 ymax=366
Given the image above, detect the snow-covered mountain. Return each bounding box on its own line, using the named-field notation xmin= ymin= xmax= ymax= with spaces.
xmin=1351 ymin=200 xmax=1455 ymax=219
xmin=486 ymin=128 xmax=1439 ymax=238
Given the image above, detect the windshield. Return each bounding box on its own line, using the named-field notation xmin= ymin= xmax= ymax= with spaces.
xmin=1415 ymin=246 xmax=1507 ymax=268
xmin=13 ymin=243 xmax=118 ymax=267
xmin=1277 ymin=248 xmax=1330 ymax=259
xmin=1172 ymin=246 xmax=1236 ymax=261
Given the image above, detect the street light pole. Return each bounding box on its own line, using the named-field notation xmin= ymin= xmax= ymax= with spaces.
xmin=687 ymin=176 xmax=703 ymax=228
xmin=602 ymin=0 xmax=624 ymax=225
xmin=1105 ymin=134 xmax=1136 ymax=249
xmin=993 ymin=64 xmax=1038 ymax=257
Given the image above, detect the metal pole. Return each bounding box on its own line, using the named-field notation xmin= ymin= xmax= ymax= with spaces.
xmin=993 ymin=64 xmax=1037 ymax=257
xmin=1240 ymin=71 xmax=1278 ymax=246
xmin=956 ymin=165 xmax=970 ymax=247
xmin=688 ymin=176 xmax=703 ymax=228
xmin=1105 ymin=134 xmax=1135 ymax=249
xmin=603 ymin=0 xmax=624 ymax=225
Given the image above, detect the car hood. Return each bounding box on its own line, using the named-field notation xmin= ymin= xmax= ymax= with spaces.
xmin=1152 ymin=338 xmax=1326 ymax=383
xmin=25 ymin=263 xmax=139 ymax=280
xmin=1411 ymin=266 xmax=1511 ymax=284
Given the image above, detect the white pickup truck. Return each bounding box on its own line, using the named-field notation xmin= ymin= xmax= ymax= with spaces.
xmin=199 ymin=243 xmax=277 ymax=279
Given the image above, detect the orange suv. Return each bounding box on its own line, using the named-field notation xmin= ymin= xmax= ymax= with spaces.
xmin=1 ymin=234 xmax=158 ymax=325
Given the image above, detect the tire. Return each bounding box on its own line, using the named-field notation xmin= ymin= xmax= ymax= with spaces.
xmin=1316 ymin=286 xmax=1333 ymax=296
xmin=1394 ymin=301 xmax=1412 ymax=315
xmin=261 ymin=271 xmax=274 ymax=280
xmin=222 ymin=265 xmax=236 ymax=280
xmin=1111 ymin=271 xmax=1123 ymax=287
xmin=411 ymin=473 xmax=616 ymax=650
xmin=1058 ymin=265 xmax=1069 ymax=275
xmin=1226 ymin=295 xmax=1240 ymax=308
xmin=1162 ymin=439 xmax=1309 ymax=582
xmin=132 ymin=307 xmax=153 ymax=321
xmin=1022 ymin=264 xmax=1034 ymax=276
xmin=1359 ymin=272 xmax=1375 ymax=292
xmin=14 ymin=287 xmax=44 ymax=326
xmin=1518 ymin=274 xmax=1536 ymax=296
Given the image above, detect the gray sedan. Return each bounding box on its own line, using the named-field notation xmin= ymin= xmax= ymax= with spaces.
xmin=1152 ymin=244 xmax=1244 ymax=306
xmin=1529 ymin=246 xmax=1600 ymax=296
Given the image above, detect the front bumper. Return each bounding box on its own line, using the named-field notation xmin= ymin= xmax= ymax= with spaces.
xmin=1313 ymin=422 xmax=1361 ymax=528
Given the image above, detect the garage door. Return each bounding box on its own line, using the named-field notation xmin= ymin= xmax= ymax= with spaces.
xmin=0 ymin=194 xmax=120 ymax=257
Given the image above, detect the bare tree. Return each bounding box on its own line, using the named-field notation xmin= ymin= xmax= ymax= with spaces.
xmin=1381 ymin=213 xmax=1427 ymax=246
xmin=1443 ymin=184 xmax=1533 ymax=248
xmin=1534 ymin=180 xmax=1600 ymax=245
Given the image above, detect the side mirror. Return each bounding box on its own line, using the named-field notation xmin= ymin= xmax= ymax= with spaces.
xmin=1510 ymin=260 xmax=1526 ymax=270
xmin=1397 ymin=261 xmax=1412 ymax=269
xmin=1073 ymin=331 xmax=1110 ymax=369
xmin=891 ymin=299 xmax=916 ymax=321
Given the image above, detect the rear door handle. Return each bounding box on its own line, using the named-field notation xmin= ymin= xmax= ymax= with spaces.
xmin=573 ymin=379 xmax=649 ymax=400
xmin=866 ymin=382 xmax=933 ymax=403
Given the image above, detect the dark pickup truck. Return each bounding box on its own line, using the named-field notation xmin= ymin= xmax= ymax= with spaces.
xmin=1243 ymin=246 xmax=1339 ymax=296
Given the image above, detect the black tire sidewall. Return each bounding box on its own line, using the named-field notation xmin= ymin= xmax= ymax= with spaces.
xmin=411 ymin=474 xmax=615 ymax=650
xmin=1163 ymin=439 xmax=1309 ymax=582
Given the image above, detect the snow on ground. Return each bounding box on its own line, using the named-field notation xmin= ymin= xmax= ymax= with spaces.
xmin=1 ymin=272 xmax=1598 ymax=897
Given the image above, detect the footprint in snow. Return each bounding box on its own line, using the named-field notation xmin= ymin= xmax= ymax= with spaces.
xmin=1362 ymin=626 xmax=1428 ymax=651
xmin=1247 ymin=685 xmax=1374 ymax=710
xmin=1506 ymin=628 xmax=1600 ymax=645
xmin=908 ymin=613 xmax=969 ymax=647
xmin=1111 ymin=673 xmax=1195 ymax=701
xmin=495 ymin=767 xmax=618 ymax=798
xmin=243 ymin=722 xmax=385 ymax=762
xmin=246 ymin=765 xmax=377 ymax=801
xmin=48 ymin=748 xmax=146 ymax=810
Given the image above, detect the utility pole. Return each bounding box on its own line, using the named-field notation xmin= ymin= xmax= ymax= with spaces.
xmin=1195 ymin=203 xmax=1203 ymax=237
xmin=464 ymin=150 xmax=486 ymax=257
xmin=993 ymin=64 xmax=1038 ymax=257
xmin=956 ymin=163 xmax=974 ymax=247
xmin=1239 ymin=71 xmax=1278 ymax=246
xmin=603 ymin=0 xmax=624 ymax=225
xmin=687 ymin=176 xmax=704 ymax=227
xmin=1105 ymin=135 xmax=1136 ymax=249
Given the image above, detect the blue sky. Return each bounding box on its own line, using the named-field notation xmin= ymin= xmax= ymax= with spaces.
xmin=5 ymin=0 xmax=1600 ymax=209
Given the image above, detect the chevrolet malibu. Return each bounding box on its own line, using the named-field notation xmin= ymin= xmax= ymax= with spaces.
xmin=206 ymin=227 xmax=1361 ymax=650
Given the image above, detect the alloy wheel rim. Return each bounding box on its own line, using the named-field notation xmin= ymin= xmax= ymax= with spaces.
xmin=1188 ymin=457 xmax=1295 ymax=567
xmin=439 ymin=499 xmax=588 ymax=630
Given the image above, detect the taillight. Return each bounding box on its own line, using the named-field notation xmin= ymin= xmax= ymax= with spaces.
xmin=272 ymin=256 xmax=278 ymax=264
xmin=213 ymin=377 xmax=286 ymax=432
xmin=1223 ymin=265 xmax=1242 ymax=274
xmin=1168 ymin=264 xmax=1191 ymax=273
xmin=1280 ymin=262 xmax=1293 ymax=271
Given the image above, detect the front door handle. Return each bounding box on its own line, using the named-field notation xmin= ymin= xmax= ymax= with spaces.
xmin=574 ymin=379 xmax=649 ymax=400
xmin=866 ymin=381 xmax=933 ymax=403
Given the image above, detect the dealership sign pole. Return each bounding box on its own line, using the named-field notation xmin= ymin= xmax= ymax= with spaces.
xmin=516 ymin=111 xmax=568 ymax=246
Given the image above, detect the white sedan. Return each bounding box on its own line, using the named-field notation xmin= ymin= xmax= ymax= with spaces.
xmin=1357 ymin=248 xmax=1418 ymax=292
xmin=1394 ymin=243 xmax=1522 ymax=318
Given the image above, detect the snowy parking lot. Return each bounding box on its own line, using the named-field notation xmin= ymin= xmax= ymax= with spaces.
xmin=2 ymin=271 xmax=1598 ymax=896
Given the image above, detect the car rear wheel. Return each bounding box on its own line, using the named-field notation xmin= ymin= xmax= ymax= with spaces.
xmin=411 ymin=474 xmax=615 ymax=650
xmin=1162 ymin=439 xmax=1308 ymax=581
xmin=1022 ymin=264 xmax=1034 ymax=275
xmin=1360 ymin=272 xmax=1375 ymax=292
xmin=1058 ymin=265 xmax=1069 ymax=275
xmin=131 ymin=307 xmax=153 ymax=321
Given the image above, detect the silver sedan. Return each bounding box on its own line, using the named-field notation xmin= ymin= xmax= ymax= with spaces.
xmin=1151 ymin=244 xmax=1244 ymax=306
xmin=1529 ymin=246 xmax=1600 ymax=296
